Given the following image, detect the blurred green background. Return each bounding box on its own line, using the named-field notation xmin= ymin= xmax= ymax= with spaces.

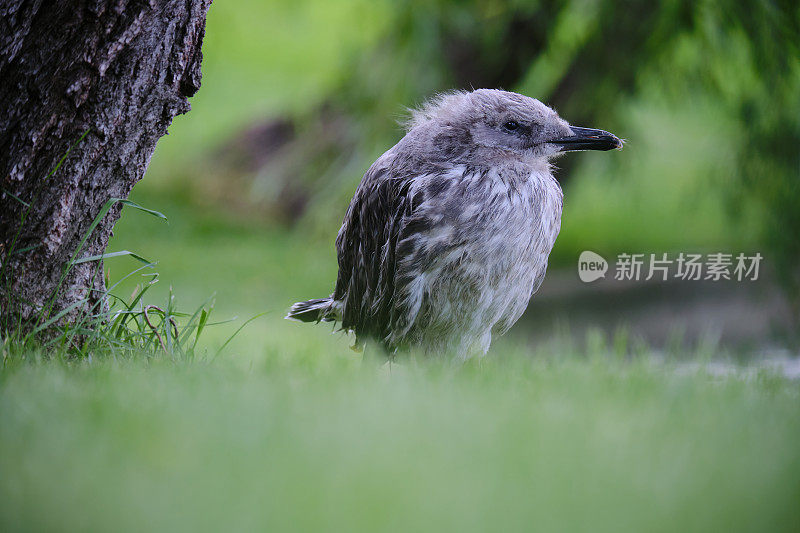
xmin=3 ymin=3 xmax=800 ymax=531
xmin=109 ymin=0 xmax=799 ymax=357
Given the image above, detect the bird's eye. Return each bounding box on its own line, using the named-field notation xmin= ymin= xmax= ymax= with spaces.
xmin=503 ymin=120 xmax=520 ymax=132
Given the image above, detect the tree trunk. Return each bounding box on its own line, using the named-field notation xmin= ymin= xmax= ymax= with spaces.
xmin=0 ymin=0 xmax=211 ymax=327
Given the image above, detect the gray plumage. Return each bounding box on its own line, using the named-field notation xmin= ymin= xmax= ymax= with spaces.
xmin=287 ymin=89 xmax=621 ymax=358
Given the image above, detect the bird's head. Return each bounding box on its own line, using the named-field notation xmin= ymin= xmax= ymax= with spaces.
xmin=406 ymin=89 xmax=622 ymax=163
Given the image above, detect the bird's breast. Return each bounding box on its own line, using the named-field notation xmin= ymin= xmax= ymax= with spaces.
xmin=409 ymin=165 xmax=563 ymax=283
xmin=388 ymin=165 xmax=563 ymax=351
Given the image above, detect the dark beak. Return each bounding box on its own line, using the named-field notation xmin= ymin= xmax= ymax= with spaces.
xmin=550 ymin=126 xmax=622 ymax=152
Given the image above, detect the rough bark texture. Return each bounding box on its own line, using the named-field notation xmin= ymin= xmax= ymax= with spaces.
xmin=0 ymin=0 xmax=211 ymax=326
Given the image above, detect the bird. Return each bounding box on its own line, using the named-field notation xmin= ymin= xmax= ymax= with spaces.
xmin=287 ymin=89 xmax=622 ymax=359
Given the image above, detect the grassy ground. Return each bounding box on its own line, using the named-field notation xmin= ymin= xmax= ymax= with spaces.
xmin=1 ymin=349 xmax=798 ymax=532
xmin=2 ymin=193 xmax=798 ymax=532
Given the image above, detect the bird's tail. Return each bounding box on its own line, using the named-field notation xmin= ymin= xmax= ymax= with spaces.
xmin=285 ymin=297 xmax=335 ymax=323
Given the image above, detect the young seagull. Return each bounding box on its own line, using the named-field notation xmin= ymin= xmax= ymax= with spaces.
xmin=287 ymin=89 xmax=622 ymax=358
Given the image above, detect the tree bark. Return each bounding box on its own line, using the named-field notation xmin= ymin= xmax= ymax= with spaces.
xmin=0 ymin=0 xmax=211 ymax=327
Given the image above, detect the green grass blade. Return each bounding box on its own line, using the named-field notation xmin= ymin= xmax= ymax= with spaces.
xmin=193 ymin=308 xmax=209 ymax=350
xmin=213 ymin=312 xmax=268 ymax=359
xmin=9 ymin=244 xmax=42 ymax=256
xmin=72 ymin=250 xmax=152 ymax=266
xmin=1 ymin=189 xmax=31 ymax=207
xmin=117 ymin=200 xmax=168 ymax=221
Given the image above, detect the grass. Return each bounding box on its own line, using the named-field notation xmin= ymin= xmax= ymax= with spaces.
xmin=2 ymin=194 xmax=799 ymax=532
xmin=1 ymin=346 xmax=798 ymax=532
xmin=0 ymin=191 xmax=226 ymax=363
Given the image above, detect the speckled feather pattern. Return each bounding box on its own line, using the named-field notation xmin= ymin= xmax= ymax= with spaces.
xmin=287 ymin=89 xmax=613 ymax=358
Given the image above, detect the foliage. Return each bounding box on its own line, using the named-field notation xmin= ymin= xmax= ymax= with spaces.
xmin=636 ymin=0 xmax=800 ymax=311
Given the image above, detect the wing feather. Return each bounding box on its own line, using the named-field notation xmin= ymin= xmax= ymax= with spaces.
xmin=333 ymin=163 xmax=416 ymax=345
xmin=334 ymin=162 xmax=482 ymax=350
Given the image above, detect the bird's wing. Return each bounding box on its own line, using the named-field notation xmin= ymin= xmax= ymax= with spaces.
xmin=333 ymin=161 xmax=416 ymax=344
xmin=334 ymin=159 xmax=470 ymax=347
